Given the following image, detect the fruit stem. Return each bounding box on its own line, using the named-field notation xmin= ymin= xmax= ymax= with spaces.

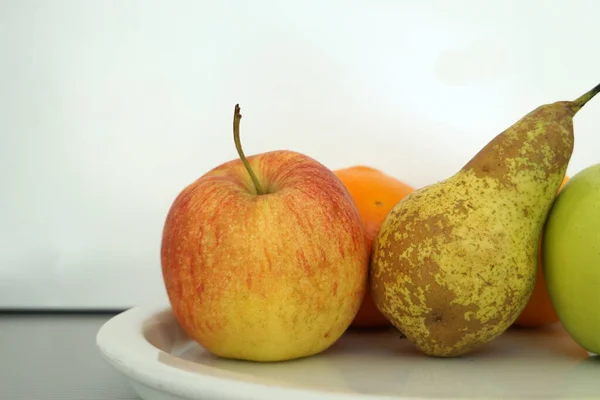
xmin=571 ymin=82 xmax=600 ymax=113
xmin=233 ymin=104 xmax=265 ymax=195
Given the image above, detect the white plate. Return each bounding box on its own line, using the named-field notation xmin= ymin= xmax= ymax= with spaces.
xmin=96 ymin=306 xmax=600 ymax=400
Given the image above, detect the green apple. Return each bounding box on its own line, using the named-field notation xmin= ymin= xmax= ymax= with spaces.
xmin=543 ymin=163 xmax=600 ymax=354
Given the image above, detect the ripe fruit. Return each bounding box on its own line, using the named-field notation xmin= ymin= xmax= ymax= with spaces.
xmin=513 ymin=176 xmax=569 ymax=328
xmin=161 ymin=105 xmax=369 ymax=362
xmin=370 ymin=83 xmax=599 ymax=357
xmin=543 ymin=163 xmax=600 ymax=355
xmin=334 ymin=166 xmax=414 ymax=328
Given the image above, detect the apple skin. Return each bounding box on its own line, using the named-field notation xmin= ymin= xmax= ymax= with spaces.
xmin=543 ymin=163 xmax=600 ymax=355
xmin=160 ymin=150 xmax=369 ymax=362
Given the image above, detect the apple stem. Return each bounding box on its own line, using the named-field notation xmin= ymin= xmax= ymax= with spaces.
xmin=233 ymin=104 xmax=266 ymax=195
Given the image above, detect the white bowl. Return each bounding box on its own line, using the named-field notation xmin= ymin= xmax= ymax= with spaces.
xmin=96 ymin=306 xmax=599 ymax=400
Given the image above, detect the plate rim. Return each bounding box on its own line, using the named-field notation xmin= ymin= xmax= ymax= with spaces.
xmin=95 ymin=305 xmax=427 ymax=400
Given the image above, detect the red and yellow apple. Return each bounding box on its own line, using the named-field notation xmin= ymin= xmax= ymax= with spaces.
xmin=160 ymin=105 xmax=369 ymax=362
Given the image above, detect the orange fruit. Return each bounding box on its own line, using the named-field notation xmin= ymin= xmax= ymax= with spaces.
xmin=513 ymin=176 xmax=569 ymax=328
xmin=334 ymin=166 xmax=415 ymax=328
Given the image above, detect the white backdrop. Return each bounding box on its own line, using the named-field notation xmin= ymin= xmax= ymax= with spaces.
xmin=1 ymin=0 xmax=599 ymax=309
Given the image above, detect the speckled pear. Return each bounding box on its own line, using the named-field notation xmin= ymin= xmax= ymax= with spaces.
xmin=370 ymin=83 xmax=600 ymax=357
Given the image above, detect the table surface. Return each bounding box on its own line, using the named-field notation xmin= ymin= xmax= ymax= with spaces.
xmin=0 ymin=311 xmax=139 ymax=400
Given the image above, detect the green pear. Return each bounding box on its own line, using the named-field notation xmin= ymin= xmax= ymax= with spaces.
xmin=543 ymin=163 xmax=600 ymax=355
xmin=370 ymin=83 xmax=600 ymax=357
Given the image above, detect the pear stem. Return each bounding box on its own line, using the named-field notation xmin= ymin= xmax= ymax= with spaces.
xmin=571 ymin=82 xmax=600 ymax=113
xmin=233 ymin=104 xmax=265 ymax=195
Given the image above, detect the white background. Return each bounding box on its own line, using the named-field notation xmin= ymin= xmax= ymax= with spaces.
xmin=1 ymin=0 xmax=599 ymax=309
